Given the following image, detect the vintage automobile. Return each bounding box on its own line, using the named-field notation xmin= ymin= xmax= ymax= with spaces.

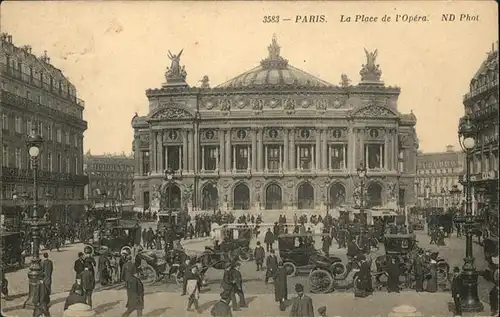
xmin=278 ymin=233 xmax=344 ymax=277
xmin=308 ymin=255 xmax=361 ymax=294
xmin=203 ymin=226 xmax=253 ymax=262
xmin=483 ymin=235 xmax=499 ymax=281
xmin=85 ymin=219 xmax=140 ymax=256
xmin=1 ymin=231 xmax=25 ymax=270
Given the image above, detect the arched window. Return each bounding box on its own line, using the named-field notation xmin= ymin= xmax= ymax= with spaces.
xmin=233 ymin=183 xmax=250 ymax=210
xmin=329 ymin=183 xmax=346 ymax=208
xmin=297 ymin=183 xmax=314 ymax=209
xmin=265 ymin=183 xmax=282 ymax=210
xmin=202 ymin=183 xmax=219 ymax=211
xmin=160 ymin=184 xmax=181 ymax=210
xmin=366 ymin=182 xmax=383 ymax=208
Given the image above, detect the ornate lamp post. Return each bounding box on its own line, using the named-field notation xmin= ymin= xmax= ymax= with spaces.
xmin=454 ymin=117 xmax=484 ymax=313
xmin=450 ymin=184 xmax=462 ymax=210
xmin=23 ymin=127 xmax=48 ymax=309
xmin=356 ymin=163 xmax=367 ymax=231
xmin=13 ymin=191 xmax=30 ymax=230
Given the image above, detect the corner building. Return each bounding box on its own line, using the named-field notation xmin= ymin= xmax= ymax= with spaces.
xmin=132 ymin=37 xmax=418 ymax=220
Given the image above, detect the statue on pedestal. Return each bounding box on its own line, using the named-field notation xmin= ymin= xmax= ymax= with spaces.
xmin=165 ymin=49 xmax=187 ymax=82
xmin=359 ymin=48 xmax=382 ymax=83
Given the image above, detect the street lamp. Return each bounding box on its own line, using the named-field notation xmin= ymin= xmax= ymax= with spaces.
xmin=23 ymin=127 xmax=48 ymax=309
xmin=454 ymin=117 xmax=484 ymax=313
xmin=356 ymin=163 xmax=367 ymax=231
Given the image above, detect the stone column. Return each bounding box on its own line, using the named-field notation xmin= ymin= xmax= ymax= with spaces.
xmin=264 ymin=145 xmax=268 ymax=170
xmin=247 ymin=145 xmax=251 ymax=170
xmin=201 ymin=146 xmax=205 ymax=171
xmin=257 ymin=129 xmax=263 ymax=171
xmin=150 ymin=131 xmax=155 ymax=174
xmin=156 ymin=132 xmax=163 ymax=172
xmin=283 ymin=129 xmax=289 ymax=170
xmin=182 ymin=129 xmax=188 ymax=172
xmin=251 ymin=128 xmax=257 ymax=171
xmin=315 ymin=129 xmax=321 ymax=170
xmin=322 ymin=129 xmax=328 ymax=170
xmin=290 ymin=130 xmax=296 ymax=170
xmin=348 ymin=127 xmax=355 ymax=171
xmin=194 ymin=128 xmax=199 ymax=172
xmin=219 ymin=129 xmax=225 ymax=171
xmin=134 ymin=134 xmax=141 ymax=175
xmin=225 ymin=130 xmax=231 ymax=172
xmin=384 ymin=130 xmax=389 ymax=170
xmin=232 ymin=146 xmax=236 ymax=170
xmin=188 ymin=131 xmax=194 ymax=172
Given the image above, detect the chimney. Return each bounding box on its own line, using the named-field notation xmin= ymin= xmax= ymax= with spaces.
xmin=446 ymin=145 xmax=454 ymax=152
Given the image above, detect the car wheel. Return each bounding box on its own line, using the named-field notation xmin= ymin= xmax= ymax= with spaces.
xmin=331 ymin=262 xmax=346 ymax=277
xmin=238 ymin=250 xmax=251 ymax=262
xmin=309 ymin=269 xmax=333 ymax=294
xmin=283 ymin=262 xmax=297 ymax=276
xmin=139 ymin=263 xmax=157 ymax=285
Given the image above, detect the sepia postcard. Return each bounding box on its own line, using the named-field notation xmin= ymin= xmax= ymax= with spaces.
xmin=0 ymin=1 xmax=498 ymax=317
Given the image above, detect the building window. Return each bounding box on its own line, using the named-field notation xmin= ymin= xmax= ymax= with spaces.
xmin=2 ymin=145 xmax=8 ymax=167
xmin=37 ymin=122 xmax=43 ymax=135
xmin=15 ymin=117 xmax=22 ymax=133
xmin=65 ymin=132 xmax=70 ymax=144
xmin=47 ymin=125 xmax=52 ymax=141
xmin=26 ymin=119 xmax=32 ymax=134
xmin=233 ymin=145 xmax=249 ymax=170
xmin=298 ymin=145 xmax=313 ymax=170
xmin=365 ymin=144 xmax=384 ymax=169
xmin=202 ymin=146 xmax=218 ymax=171
xmin=15 ymin=148 xmax=22 ymax=169
xmin=47 ymin=152 xmax=53 ymax=172
xmin=165 ymin=146 xmax=181 ymax=170
xmin=266 ymin=145 xmax=281 ymax=171
xmin=329 ymin=144 xmax=347 ymax=170
xmin=57 ymin=154 xmax=62 ymax=172
xmin=56 ymin=129 xmax=62 ymax=143
xmin=26 ymin=90 xmax=31 ymax=100
xmin=142 ymin=151 xmax=150 ymax=175
xmin=66 ymin=159 xmax=70 ymax=173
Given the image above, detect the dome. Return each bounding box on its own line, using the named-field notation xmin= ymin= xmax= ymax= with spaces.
xmin=216 ymin=35 xmax=333 ymax=88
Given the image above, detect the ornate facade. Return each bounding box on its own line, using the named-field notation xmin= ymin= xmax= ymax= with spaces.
xmin=0 ymin=33 xmax=88 ymax=226
xmin=132 ymin=36 xmax=418 ymax=218
xmin=460 ymin=43 xmax=498 ymax=223
xmin=83 ymin=152 xmax=134 ymax=208
xmin=415 ymin=146 xmax=465 ymax=208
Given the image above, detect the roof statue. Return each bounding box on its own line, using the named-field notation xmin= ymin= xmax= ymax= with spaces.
xmin=359 ymin=48 xmax=383 ymax=84
xmin=260 ymin=34 xmax=289 ymax=69
xmin=163 ymin=49 xmax=189 ymax=87
xmin=268 ymin=34 xmax=281 ymax=60
xmin=199 ymin=75 xmax=210 ymax=88
xmin=340 ymin=73 xmax=351 ymax=88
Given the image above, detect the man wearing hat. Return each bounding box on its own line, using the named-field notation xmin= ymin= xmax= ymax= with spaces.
xmin=230 ymin=262 xmax=246 ymax=310
xmin=265 ymin=249 xmax=278 ymax=284
xmin=210 ymin=291 xmax=232 ymax=317
xmin=413 ymin=249 xmax=425 ymax=292
xmin=289 ymin=283 xmax=314 ymax=317
xmin=33 ymin=272 xmax=51 ymax=317
xmin=450 ymin=266 xmax=462 ymax=316
xmin=74 ymin=252 xmax=85 ymax=279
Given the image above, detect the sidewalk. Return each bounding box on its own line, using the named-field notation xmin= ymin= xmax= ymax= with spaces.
xmin=2 ymin=289 xmax=463 ymax=317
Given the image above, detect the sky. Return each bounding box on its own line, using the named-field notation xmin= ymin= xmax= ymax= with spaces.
xmin=1 ymin=1 xmax=498 ymax=155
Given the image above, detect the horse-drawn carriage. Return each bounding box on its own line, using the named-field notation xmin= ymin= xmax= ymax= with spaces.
xmin=1 ymin=231 xmax=25 ymax=270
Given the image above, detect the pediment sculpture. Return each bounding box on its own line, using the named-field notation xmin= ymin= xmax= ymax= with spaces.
xmin=150 ymin=107 xmax=193 ymax=120
xmin=360 ymin=49 xmax=382 ymax=82
xmin=353 ymin=105 xmax=396 ymax=118
xmin=165 ymin=49 xmax=187 ymax=81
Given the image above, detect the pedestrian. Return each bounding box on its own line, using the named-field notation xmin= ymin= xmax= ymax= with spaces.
xmin=274 ymin=261 xmax=288 ymax=311
xmin=489 ymin=282 xmax=498 ymax=317
xmin=74 ymin=252 xmax=85 ymax=279
xmin=425 ymin=257 xmax=438 ymax=293
xmin=450 ymin=267 xmax=462 ymax=316
xmin=63 ymin=288 xmax=86 ymax=311
xmin=322 ymin=233 xmax=332 ymax=256
xmin=437 ymin=227 xmax=446 ymax=246
xmin=254 ymin=241 xmax=265 ymax=271
xmin=221 ymin=262 xmax=233 ymax=299
xmin=81 ymin=262 xmax=95 ymax=307
xmin=41 ymin=253 xmax=53 ymax=295
xmin=211 ymin=291 xmax=232 ymax=317
xmin=70 ymin=279 xmax=84 ymax=295
xmin=230 ymin=262 xmax=246 ymax=310
xmin=122 ymin=271 xmax=144 ymax=317
xmin=318 ymin=306 xmax=327 ymax=317
xmin=186 ymin=265 xmax=202 ymax=313
xmin=413 ymin=250 xmax=425 ymax=292
xmin=1 ymin=266 xmax=9 ymax=299
xmin=33 ymin=272 xmax=51 ymax=317
xmin=289 ymin=283 xmax=314 ymax=317
xmin=122 ymin=255 xmax=137 ymax=283
xmin=387 ymin=257 xmax=400 ymax=293
xmin=354 ymin=255 xmax=372 ymax=298
xmin=109 ymin=253 xmax=120 ymax=284
xmin=264 ymin=228 xmax=275 ymax=252
xmin=265 ymin=249 xmax=278 ymax=284
xmin=98 ymin=251 xmax=111 ymax=286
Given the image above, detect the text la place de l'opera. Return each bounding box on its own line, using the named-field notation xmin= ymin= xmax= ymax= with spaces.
xmin=131 ymin=36 xmax=419 ymax=221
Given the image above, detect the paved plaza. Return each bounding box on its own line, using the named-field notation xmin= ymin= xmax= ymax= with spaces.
xmin=2 ymin=229 xmax=495 ymax=317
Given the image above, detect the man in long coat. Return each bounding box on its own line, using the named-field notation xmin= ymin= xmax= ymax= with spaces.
xmin=41 ymin=253 xmax=53 ymax=294
xmin=122 ymin=255 xmax=137 ymax=284
xmin=74 ymin=252 xmax=85 ymax=279
xmin=264 ymin=228 xmax=275 ymax=252
xmin=387 ymin=257 xmax=400 ymax=293
xmin=254 ymin=241 xmax=265 ymax=271
xmin=81 ymin=262 xmax=96 ymax=307
xmin=413 ymin=251 xmax=425 ymax=292
xmin=33 ymin=272 xmax=51 ymax=317
xmin=186 ymin=266 xmax=202 ymax=313
xmin=450 ymin=266 xmax=462 ymax=316
xmin=98 ymin=252 xmax=111 ymax=286
xmin=230 ymin=262 xmax=246 ymax=310
xmin=274 ymin=261 xmax=288 ymax=311
xmin=289 ymin=283 xmax=314 ymax=317
xmin=321 ymin=233 xmax=332 ymax=256
xmin=265 ymin=250 xmax=279 ymax=284
xmin=122 ymin=271 xmax=144 ymax=317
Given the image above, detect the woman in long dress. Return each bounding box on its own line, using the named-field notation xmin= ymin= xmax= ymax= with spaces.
xmin=426 ymin=259 xmax=438 ymax=292
xmin=274 ymin=261 xmax=288 ymax=311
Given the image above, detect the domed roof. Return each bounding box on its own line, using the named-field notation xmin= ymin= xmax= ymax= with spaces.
xmin=216 ymin=36 xmax=333 ymax=88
